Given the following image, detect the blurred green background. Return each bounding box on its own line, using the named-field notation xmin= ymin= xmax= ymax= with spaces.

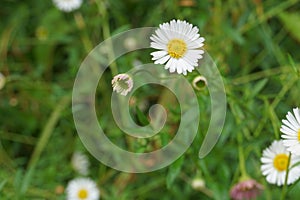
xmin=1 ymin=0 xmax=300 ymax=199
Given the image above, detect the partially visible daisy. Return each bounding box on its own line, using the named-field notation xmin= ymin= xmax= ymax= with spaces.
xmin=150 ymin=19 xmax=205 ymax=75
xmin=261 ymin=140 xmax=300 ymax=186
xmin=66 ymin=178 xmax=100 ymax=200
xmin=111 ymin=73 xmax=133 ymax=96
xmin=230 ymin=179 xmax=263 ymax=200
xmin=280 ymin=107 xmax=300 ymax=155
xmin=71 ymin=151 xmax=90 ymax=176
xmin=52 ymin=0 xmax=83 ymax=12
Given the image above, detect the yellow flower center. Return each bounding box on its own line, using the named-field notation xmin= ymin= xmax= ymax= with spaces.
xmin=273 ymin=154 xmax=289 ymax=171
xmin=78 ymin=189 xmax=88 ymax=199
xmin=298 ymin=129 xmax=300 ymax=141
xmin=167 ymin=39 xmax=187 ymax=59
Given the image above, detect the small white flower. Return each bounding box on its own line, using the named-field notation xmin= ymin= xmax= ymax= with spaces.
xmin=280 ymin=107 xmax=300 ymax=155
xmin=124 ymin=37 xmax=137 ymax=51
xmin=66 ymin=178 xmax=100 ymax=200
xmin=261 ymin=140 xmax=300 ymax=186
xmin=71 ymin=152 xmax=90 ymax=176
xmin=53 ymin=0 xmax=83 ymax=12
xmin=191 ymin=178 xmax=205 ymax=190
xmin=192 ymin=75 xmax=207 ymax=91
xmin=150 ymin=19 xmax=205 ymax=75
xmin=0 ymin=72 xmax=6 ymax=90
xmin=111 ymin=74 xmax=133 ymax=96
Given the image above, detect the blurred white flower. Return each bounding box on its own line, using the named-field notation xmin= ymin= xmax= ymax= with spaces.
xmin=191 ymin=178 xmax=205 ymax=190
xmin=124 ymin=37 xmax=137 ymax=51
xmin=111 ymin=73 xmax=133 ymax=96
xmin=66 ymin=178 xmax=100 ymax=200
xmin=0 ymin=72 xmax=6 ymax=90
xmin=150 ymin=19 xmax=205 ymax=75
xmin=280 ymin=107 xmax=300 ymax=155
xmin=261 ymin=140 xmax=300 ymax=186
xmin=71 ymin=152 xmax=90 ymax=176
xmin=52 ymin=0 xmax=83 ymax=12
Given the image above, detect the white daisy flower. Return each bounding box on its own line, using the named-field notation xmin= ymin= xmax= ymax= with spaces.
xmin=52 ymin=0 xmax=83 ymax=12
xmin=71 ymin=152 xmax=90 ymax=176
xmin=150 ymin=19 xmax=205 ymax=75
xmin=280 ymin=107 xmax=300 ymax=155
xmin=66 ymin=178 xmax=100 ymax=200
xmin=111 ymin=73 xmax=133 ymax=96
xmin=261 ymin=140 xmax=300 ymax=186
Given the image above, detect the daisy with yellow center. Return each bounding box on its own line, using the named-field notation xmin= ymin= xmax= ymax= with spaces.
xmin=66 ymin=178 xmax=100 ymax=200
xmin=150 ymin=19 xmax=205 ymax=75
xmin=52 ymin=0 xmax=83 ymax=12
xmin=280 ymin=107 xmax=300 ymax=156
xmin=261 ymin=140 xmax=300 ymax=186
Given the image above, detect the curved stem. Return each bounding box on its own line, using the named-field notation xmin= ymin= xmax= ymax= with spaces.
xmin=74 ymin=12 xmax=93 ymax=53
xmin=95 ymin=0 xmax=118 ymax=76
xmin=280 ymin=152 xmax=291 ymax=200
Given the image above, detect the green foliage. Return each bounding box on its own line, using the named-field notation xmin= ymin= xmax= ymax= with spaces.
xmin=279 ymin=11 xmax=300 ymax=43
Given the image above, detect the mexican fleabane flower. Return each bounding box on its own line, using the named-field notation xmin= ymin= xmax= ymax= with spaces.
xmin=52 ymin=0 xmax=83 ymax=12
xmin=230 ymin=179 xmax=263 ymax=200
xmin=71 ymin=151 xmax=90 ymax=176
xmin=66 ymin=178 xmax=100 ymax=200
xmin=261 ymin=140 xmax=300 ymax=186
xmin=111 ymin=73 xmax=133 ymax=96
xmin=280 ymin=107 xmax=300 ymax=155
xmin=192 ymin=75 xmax=207 ymax=91
xmin=150 ymin=19 xmax=205 ymax=75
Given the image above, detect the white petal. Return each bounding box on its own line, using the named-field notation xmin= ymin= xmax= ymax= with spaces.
xmin=287 ymin=112 xmax=300 ymax=128
xmin=282 ymin=119 xmax=298 ymax=131
xmin=169 ymin=58 xmax=176 ymax=73
xmin=151 ymin=51 xmax=168 ymax=59
xmin=150 ymin=42 xmax=166 ymax=50
xmin=293 ymin=108 xmax=300 ymax=125
xmin=154 ymin=55 xmax=170 ymax=64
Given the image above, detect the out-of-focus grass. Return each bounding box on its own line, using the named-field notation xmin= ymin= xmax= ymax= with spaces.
xmin=1 ymin=0 xmax=300 ymax=199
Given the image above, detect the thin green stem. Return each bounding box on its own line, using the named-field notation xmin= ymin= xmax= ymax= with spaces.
xmin=21 ymin=95 xmax=71 ymax=194
xmin=240 ymin=0 xmax=299 ymax=33
xmin=95 ymin=0 xmax=118 ymax=76
xmin=228 ymin=101 xmax=249 ymax=179
xmin=254 ymin=75 xmax=298 ymax=137
xmin=0 ymin=131 xmax=37 ymax=145
xmin=237 ymin=132 xmax=248 ymax=179
xmin=74 ymin=12 xmax=93 ymax=53
xmin=280 ymin=152 xmax=291 ymax=200
xmin=232 ymin=66 xmax=292 ymax=85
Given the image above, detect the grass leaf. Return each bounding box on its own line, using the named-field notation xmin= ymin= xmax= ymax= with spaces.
xmin=278 ymin=12 xmax=300 ymax=43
